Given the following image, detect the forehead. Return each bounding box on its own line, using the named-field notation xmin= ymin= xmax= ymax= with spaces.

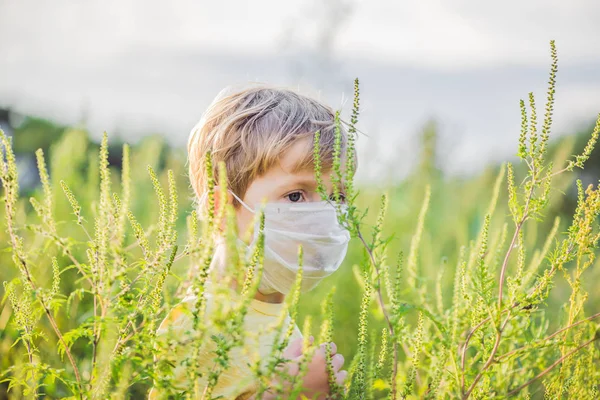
xmin=279 ymin=136 xmax=315 ymax=173
xmin=278 ymin=135 xmax=346 ymax=174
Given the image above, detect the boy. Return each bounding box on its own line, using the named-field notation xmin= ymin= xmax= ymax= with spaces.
xmin=149 ymin=85 xmax=352 ymax=399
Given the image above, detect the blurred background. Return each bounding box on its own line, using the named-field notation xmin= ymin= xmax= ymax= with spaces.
xmin=1 ymin=2 xmax=600 ymax=397
xmin=1 ymin=0 xmax=599 ymax=186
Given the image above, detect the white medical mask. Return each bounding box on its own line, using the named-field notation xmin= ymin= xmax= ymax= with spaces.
xmin=230 ymin=191 xmax=351 ymax=295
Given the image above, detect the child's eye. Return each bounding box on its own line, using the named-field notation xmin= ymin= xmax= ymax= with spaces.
xmin=286 ymin=192 xmax=304 ymax=202
xmin=329 ymin=193 xmax=346 ymax=203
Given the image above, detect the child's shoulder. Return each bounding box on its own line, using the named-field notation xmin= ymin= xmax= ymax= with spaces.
xmin=155 ymin=288 xmax=217 ymax=334
xmin=155 ymin=301 xmax=192 ymax=335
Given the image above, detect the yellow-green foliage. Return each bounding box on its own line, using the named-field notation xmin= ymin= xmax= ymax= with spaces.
xmin=1 ymin=41 xmax=600 ymax=399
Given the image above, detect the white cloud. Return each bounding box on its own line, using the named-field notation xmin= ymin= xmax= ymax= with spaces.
xmin=2 ymin=0 xmax=599 ymax=70
xmin=336 ymin=0 xmax=600 ymax=68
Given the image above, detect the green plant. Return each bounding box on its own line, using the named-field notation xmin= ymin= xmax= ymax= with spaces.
xmin=0 ymin=41 xmax=599 ymax=399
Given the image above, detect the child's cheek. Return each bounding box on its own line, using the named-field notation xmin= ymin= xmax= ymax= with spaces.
xmin=235 ymin=207 xmax=254 ymax=242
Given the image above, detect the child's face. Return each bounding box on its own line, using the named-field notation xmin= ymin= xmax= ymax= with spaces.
xmin=235 ymin=136 xmax=342 ymax=241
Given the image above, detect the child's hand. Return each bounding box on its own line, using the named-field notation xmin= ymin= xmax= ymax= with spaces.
xmin=281 ymin=336 xmax=347 ymax=399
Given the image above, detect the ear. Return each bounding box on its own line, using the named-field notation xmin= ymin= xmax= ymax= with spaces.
xmin=212 ymin=185 xmax=234 ymax=217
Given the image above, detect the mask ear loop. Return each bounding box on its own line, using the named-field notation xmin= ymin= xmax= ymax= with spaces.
xmin=228 ymin=190 xmax=256 ymax=213
xmin=197 ymin=190 xmax=255 ymax=213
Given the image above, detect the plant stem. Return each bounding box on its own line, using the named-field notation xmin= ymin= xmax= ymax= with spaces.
xmin=34 ymin=229 xmax=94 ymax=288
xmin=498 ymin=310 xmax=600 ymax=363
xmin=40 ymin=296 xmax=84 ymax=397
xmin=91 ymin=291 xmax=98 ymax=386
xmin=497 ymin=217 xmax=527 ymax=314
xmin=18 ymin=257 xmax=85 ymax=398
xmin=460 ymin=305 xmax=514 ymax=393
xmin=356 ymin=229 xmax=402 ymax=399
xmin=23 ymin=331 xmax=37 ymax=398
xmin=462 ymin=167 xmax=537 ymax=398
xmin=4 ymin=188 xmax=84 ymax=398
xmin=506 ymin=336 xmax=597 ymax=397
xmin=462 ymin=312 xmax=512 ymax=399
xmin=461 ymin=238 xmax=573 ymax=398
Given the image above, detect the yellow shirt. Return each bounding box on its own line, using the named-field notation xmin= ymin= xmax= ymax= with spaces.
xmin=148 ymin=282 xmax=302 ymax=399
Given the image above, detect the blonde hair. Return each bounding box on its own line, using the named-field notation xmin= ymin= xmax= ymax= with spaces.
xmin=187 ymin=84 xmax=351 ymax=207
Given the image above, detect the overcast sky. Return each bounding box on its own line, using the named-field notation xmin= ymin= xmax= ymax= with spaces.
xmin=1 ymin=0 xmax=599 ymax=181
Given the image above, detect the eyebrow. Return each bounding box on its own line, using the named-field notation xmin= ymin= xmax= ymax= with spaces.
xmin=276 ymin=176 xmax=319 ymax=193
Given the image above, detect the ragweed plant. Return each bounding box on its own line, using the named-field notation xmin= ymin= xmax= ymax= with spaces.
xmin=311 ymin=41 xmax=600 ymax=399
xmin=0 ymin=40 xmax=599 ymax=400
